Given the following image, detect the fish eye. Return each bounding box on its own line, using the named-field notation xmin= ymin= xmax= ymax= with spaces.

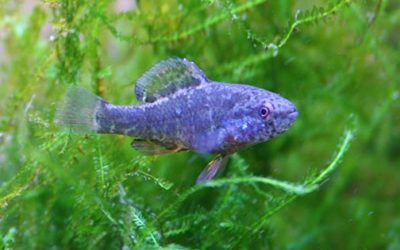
xmin=260 ymin=106 xmax=270 ymax=119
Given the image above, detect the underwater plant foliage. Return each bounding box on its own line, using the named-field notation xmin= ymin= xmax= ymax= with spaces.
xmin=0 ymin=0 xmax=399 ymax=249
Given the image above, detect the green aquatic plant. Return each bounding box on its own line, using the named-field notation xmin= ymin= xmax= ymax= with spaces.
xmin=1 ymin=0 xmax=399 ymax=249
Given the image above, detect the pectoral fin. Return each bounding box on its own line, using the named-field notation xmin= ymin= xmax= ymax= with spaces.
xmin=131 ymin=139 xmax=187 ymax=155
xmin=196 ymin=154 xmax=229 ymax=184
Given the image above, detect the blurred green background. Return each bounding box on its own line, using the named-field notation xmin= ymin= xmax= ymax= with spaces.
xmin=0 ymin=0 xmax=399 ymax=249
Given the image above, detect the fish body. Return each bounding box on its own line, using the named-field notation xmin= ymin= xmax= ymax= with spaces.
xmin=57 ymin=58 xmax=298 ymax=183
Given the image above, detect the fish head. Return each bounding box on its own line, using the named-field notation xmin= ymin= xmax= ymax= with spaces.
xmin=239 ymin=89 xmax=298 ymax=145
xmin=258 ymin=90 xmax=298 ymax=138
xmin=213 ymin=86 xmax=298 ymax=154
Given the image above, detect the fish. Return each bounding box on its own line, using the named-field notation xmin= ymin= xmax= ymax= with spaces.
xmin=56 ymin=58 xmax=298 ymax=184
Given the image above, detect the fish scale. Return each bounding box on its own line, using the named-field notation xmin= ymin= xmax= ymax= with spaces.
xmin=56 ymin=58 xmax=298 ymax=184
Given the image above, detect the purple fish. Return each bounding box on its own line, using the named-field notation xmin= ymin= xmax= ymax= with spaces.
xmin=57 ymin=58 xmax=298 ymax=183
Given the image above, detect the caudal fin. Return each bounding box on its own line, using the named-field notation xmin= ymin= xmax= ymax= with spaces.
xmin=56 ymin=87 xmax=104 ymax=133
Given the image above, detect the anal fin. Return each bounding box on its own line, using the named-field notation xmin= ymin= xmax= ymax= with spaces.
xmin=131 ymin=139 xmax=187 ymax=155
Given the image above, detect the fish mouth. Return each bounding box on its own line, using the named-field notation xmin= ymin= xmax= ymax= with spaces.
xmin=287 ymin=110 xmax=298 ymax=121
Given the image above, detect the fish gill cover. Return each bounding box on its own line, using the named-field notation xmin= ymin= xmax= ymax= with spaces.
xmin=0 ymin=0 xmax=399 ymax=249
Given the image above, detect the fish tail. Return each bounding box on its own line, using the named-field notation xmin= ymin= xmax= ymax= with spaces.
xmin=56 ymin=87 xmax=105 ymax=133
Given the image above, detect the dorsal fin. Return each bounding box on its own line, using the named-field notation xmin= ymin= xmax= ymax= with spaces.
xmin=135 ymin=58 xmax=208 ymax=102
